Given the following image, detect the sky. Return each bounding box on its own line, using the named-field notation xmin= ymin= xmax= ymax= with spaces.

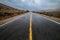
xmin=0 ymin=0 xmax=60 ymax=11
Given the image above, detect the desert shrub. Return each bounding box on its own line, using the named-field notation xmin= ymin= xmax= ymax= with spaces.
xmin=44 ymin=12 xmax=60 ymax=18
xmin=0 ymin=12 xmax=5 ymax=17
xmin=34 ymin=11 xmax=60 ymax=18
xmin=0 ymin=6 xmax=3 ymax=10
xmin=40 ymin=12 xmax=42 ymax=14
xmin=52 ymin=12 xmax=60 ymax=18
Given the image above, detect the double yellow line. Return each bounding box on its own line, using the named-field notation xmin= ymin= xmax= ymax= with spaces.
xmin=29 ymin=14 xmax=32 ymax=40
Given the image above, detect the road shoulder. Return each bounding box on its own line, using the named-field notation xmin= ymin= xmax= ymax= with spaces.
xmin=40 ymin=14 xmax=60 ymax=24
xmin=33 ymin=13 xmax=60 ymax=24
xmin=0 ymin=14 xmax=27 ymax=26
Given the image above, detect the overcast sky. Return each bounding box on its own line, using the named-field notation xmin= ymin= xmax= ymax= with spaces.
xmin=0 ymin=0 xmax=60 ymax=11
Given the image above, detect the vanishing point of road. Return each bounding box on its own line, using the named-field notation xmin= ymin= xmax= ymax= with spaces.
xmin=0 ymin=12 xmax=60 ymax=40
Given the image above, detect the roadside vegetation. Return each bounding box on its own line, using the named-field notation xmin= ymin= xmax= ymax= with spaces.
xmin=0 ymin=11 xmax=28 ymax=20
xmin=32 ymin=11 xmax=60 ymax=18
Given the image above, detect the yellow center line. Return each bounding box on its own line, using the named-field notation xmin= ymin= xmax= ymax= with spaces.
xmin=29 ymin=14 xmax=32 ymax=40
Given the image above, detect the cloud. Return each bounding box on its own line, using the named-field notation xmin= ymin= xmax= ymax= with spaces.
xmin=21 ymin=0 xmax=26 ymax=2
xmin=0 ymin=0 xmax=60 ymax=10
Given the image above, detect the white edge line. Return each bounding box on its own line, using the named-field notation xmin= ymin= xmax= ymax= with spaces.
xmin=44 ymin=17 xmax=60 ymax=24
xmin=40 ymin=15 xmax=60 ymax=24
xmin=34 ymin=13 xmax=60 ymax=25
xmin=0 ymin=14 xmax=27 ymax=27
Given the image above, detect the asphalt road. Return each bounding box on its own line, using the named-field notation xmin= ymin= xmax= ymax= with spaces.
xmin=0 ymin=12 xmax=60 ymax=40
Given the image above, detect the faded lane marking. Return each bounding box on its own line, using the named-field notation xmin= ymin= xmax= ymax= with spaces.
xmin=29 ymin=14 xmax=32 ymax=40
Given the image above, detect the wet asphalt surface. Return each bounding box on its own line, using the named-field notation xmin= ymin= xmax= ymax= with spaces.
xmin=0 ymin=12 xmax=60 ymax=40
xmin=0 ymin=13 xmax=30 ymax=40
xmin=32 ymin=13 xmax=60 ymax=40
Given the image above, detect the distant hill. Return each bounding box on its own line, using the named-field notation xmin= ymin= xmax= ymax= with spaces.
xmin=32 ymin=8 xmax=60 ymax=12
xmin=0 ymin=3 xmax=27 ymax=13
xmin=0 ymin=3 xmax=28 ymax=20
xmin=32 ymin=8 xmax=60 ymax=18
